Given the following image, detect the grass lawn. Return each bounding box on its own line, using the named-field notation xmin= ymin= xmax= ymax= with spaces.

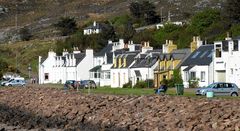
xmin=22 ymin=84 xmax=240 ymax=99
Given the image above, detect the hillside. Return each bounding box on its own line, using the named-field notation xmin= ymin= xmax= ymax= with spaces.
xmin=0 ymin=0 xmax=224 ymax=42
xmin=0 ymin=40 xmax=56 ymax=77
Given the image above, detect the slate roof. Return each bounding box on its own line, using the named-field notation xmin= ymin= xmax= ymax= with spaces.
xmin=131 ymin=56 xmax=158 ymax=68
xmin=106 ymin=52 xmax=113 ymax=64
xmin=134 ymin=70 xmax=142 ymax=77
xmin=95 ymin=44 xmax=113 ymax=57
xmin=75 ymin=53 xmax=86 ymax=65
xmin=84 ymin=22 xmax=105 ymax=30
xmin=112 ymin=52 xmax=138 ymax=69
xmin=181 ymin=45 xmax=213 ymax=66
xmin=89 ymin=65 xmax=101 ymax=72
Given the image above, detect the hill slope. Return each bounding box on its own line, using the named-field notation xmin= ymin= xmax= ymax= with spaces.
xmin=0 ymin=0 xmax=224 ymax=42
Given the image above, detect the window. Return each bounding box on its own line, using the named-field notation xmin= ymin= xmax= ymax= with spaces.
xmin=233 ymin=40 xmax=239 ymax=51
xmin=105 ymin=72 xmax=110 ymax=79
xmin=44 ymin=73 xmax=49 ymax=80
xmin=222 ymin=41 xmax=229 ymax=51
xmin=184 ymin=71 xmax=189 ymax=81
xmin=215 ymin=48 xmax=222 ymax=58
xmin=191 ymin=51 xmax=201 ymax=59
xmin=201 ymin=71 xmax=205 ymax=82
xmin=94 ymin=72 xmax=100 ymax=78
xmin=113 ymin=73 xmax=115 ymax=83
xmin=190 ymin=72 xmax=196 ymax=80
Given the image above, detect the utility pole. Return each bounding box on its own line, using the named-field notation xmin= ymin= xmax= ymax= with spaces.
xmin=168 ymin=10 xmax=171 ymax=22
xmin=161 ymin=7 xmax=163 ymax=22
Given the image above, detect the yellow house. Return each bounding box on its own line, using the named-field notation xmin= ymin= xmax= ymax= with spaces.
xmin=154 ymin=40 xmax=191 ymax=88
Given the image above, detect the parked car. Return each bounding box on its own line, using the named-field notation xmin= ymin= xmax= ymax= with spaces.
xmin=196 ymin=82 xmax=239 ymax=96
xmin=1 ymin=77 xmax=25 ymax=86
xmin=5 ymin=79 xmax=26 ymax=87
xmin=80 ymin=80 xmax=96 ymax=89
xmin=64 ymin=80 xmax=78 ymax=90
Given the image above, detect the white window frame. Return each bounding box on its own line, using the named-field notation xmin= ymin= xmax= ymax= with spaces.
xmin=201 ymin=71 xmax=205 ymax=82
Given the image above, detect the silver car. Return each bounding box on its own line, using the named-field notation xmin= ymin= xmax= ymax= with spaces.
xmin=196 ymin=82 xmax=239 ymax=96
xmin=5 ymin=79 xmax=26 ymax=87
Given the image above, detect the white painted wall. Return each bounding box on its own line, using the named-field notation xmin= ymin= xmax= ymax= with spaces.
xmin=111 ymin=68 xmax=130 ymax=88
xmin=181 ymin=65 xmax=213 ymax=88
xmin=76 ymin=49 xmax=94 ymax=81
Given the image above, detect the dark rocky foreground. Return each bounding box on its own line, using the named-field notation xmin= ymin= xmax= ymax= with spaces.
xmin=0 ymin=87 xmax=240 ymax=131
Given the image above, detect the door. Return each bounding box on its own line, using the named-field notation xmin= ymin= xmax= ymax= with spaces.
xmin=213 ymin=83 xmax=225 ymax=96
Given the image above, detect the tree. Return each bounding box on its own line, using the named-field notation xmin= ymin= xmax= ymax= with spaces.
xmin=19 ymin=26 xmax=32 ymax=41
xmin=129 ymin=1 xmax=160 ymax=25
xmin=225 ymin=0 xmax=240 ymax=23
xmin=54 ymin=16 xmax=78 ymax=36
xmin=188 ymin=9 xmax=221 ymax=35
xmin=142 ymin=1 xmax=160 ymax=25
xmin=129 ymin=2 xmax=143 ymax=19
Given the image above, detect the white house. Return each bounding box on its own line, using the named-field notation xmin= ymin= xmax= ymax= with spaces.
xmin=89 ymin=39 xmax=141 ymax=87
xmin=181 ymin=44 xmax=214 ymax=88
xmin=39 ymin=48 xmax=94 ymax=84
xmin=83 ymin=21 xmax=104 ymax=35
xmin=111 ymin=52 xmax=139 ymax=88
xmin=213 ymin=36 xmax=240 ymax=88
xmin=130 ymin=42 xmax=159 ymax=86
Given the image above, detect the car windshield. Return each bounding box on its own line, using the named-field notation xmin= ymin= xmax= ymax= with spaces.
xmin=207 ymin=83 xmax=216 ymax=88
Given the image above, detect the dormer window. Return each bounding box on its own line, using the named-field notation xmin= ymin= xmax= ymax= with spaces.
xmin=215 ymin=44 xmax=222 ymax=58
xmin=233 ymin=40 xmax=239 ymax=51
xmin=222 ymin=41 xmax=229 ymax=51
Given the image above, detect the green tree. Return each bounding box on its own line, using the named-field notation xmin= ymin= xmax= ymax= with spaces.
xmin=167 ymin=69 xmax=183 ymax=88
xmin=129 ymin=1 xmax=160 ymax=25
xmin=129 ymin=2 xmax=143 ymax=19
xmin=19 ymin=26 xmax=32 ymax=41
xmin=54 ymin=16 xmax=78 ymax=36
xmin=188 ymin=9 xmax=221 ymax=35
xmin=0 ymin=59 xmax=8 ymax=78
xmin=225 ymin=0 xmax=240 ymax=23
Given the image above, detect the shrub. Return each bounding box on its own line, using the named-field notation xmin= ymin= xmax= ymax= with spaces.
xmin=123 ymin=81 xmax=132 ymax=88
xmin=133 ymin=81 xmax=147 ymax=88
xmin=188 ymin=78 xmax=199 ymax=88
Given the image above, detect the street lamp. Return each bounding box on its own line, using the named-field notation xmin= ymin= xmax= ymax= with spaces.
xmin=28 ymin=64 xmax=32 ymax=79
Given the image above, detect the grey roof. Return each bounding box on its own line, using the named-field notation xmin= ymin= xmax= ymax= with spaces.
xmin=131 ymin=57 xmax=158 ymax=68
xmin=181 ymin=45 xmax=214 ymax=66
xmin=84 ymin=22 xmax=104 ymax=30
xmin=112 ymin=52 xmax=138 ymax=69
xmin=95 ymin=44 xmax=113 ymax=57
xmin=171 ymin=53 xmax=188 ymax=60
xmin=183 ymin=65 xmax=194 ymax=71
xmin=146 ymin=49 xmax=162 ymax=53
xmin=106 ymin=52 xmax=113 ymax=64
xmin=89 ymin=65 xmax=101 ymax=72
xmin=40 ymin=57 xmax=46 ymax=64
xmin=172 ymin=48 xmax=191 ymax=54
xmin=74 ymin=53 xmax=86 ymax=65
xmin=134 ymin=70 xmax=142 ymax=77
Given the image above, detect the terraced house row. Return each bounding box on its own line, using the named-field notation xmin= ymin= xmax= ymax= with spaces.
xmin=39 ymin=34 xmax=240 ymax=88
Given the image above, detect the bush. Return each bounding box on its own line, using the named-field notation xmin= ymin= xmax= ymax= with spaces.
xmin=123 ymin=81 xmax=132 ymax=88
xmin=133 ymin=81 xmax=147 ymax=88
xmin=188 ymin=79 xmax=199 ymax=88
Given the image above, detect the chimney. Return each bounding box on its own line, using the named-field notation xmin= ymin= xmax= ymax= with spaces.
xmin=48 ymin=49 xmax=56 ymax=57
xmin=108 ymin=40 xmax=113 ymax=44
xmin=73 ymin=47 xmax=81 ymax=54
xmin=86 ymin=48 xmax=93 ymax=57
xmin=62 ymin=49 xmax=68 ymax=56
xmin=191 ymin=36 xmax=203 ymax=52
xmin=93 ymin=21 xmax=97 ymax=26
xmin=225 ymin=32 xmax=232 ymax=40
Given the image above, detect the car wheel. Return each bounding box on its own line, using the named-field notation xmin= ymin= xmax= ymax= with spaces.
xmin=8 ymin=84 xmax=12 ymax=87
xmin=22 ymin=84 xmax=25 ymax=87
xmin=231 ymin=92 xmax=238 ymax=97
